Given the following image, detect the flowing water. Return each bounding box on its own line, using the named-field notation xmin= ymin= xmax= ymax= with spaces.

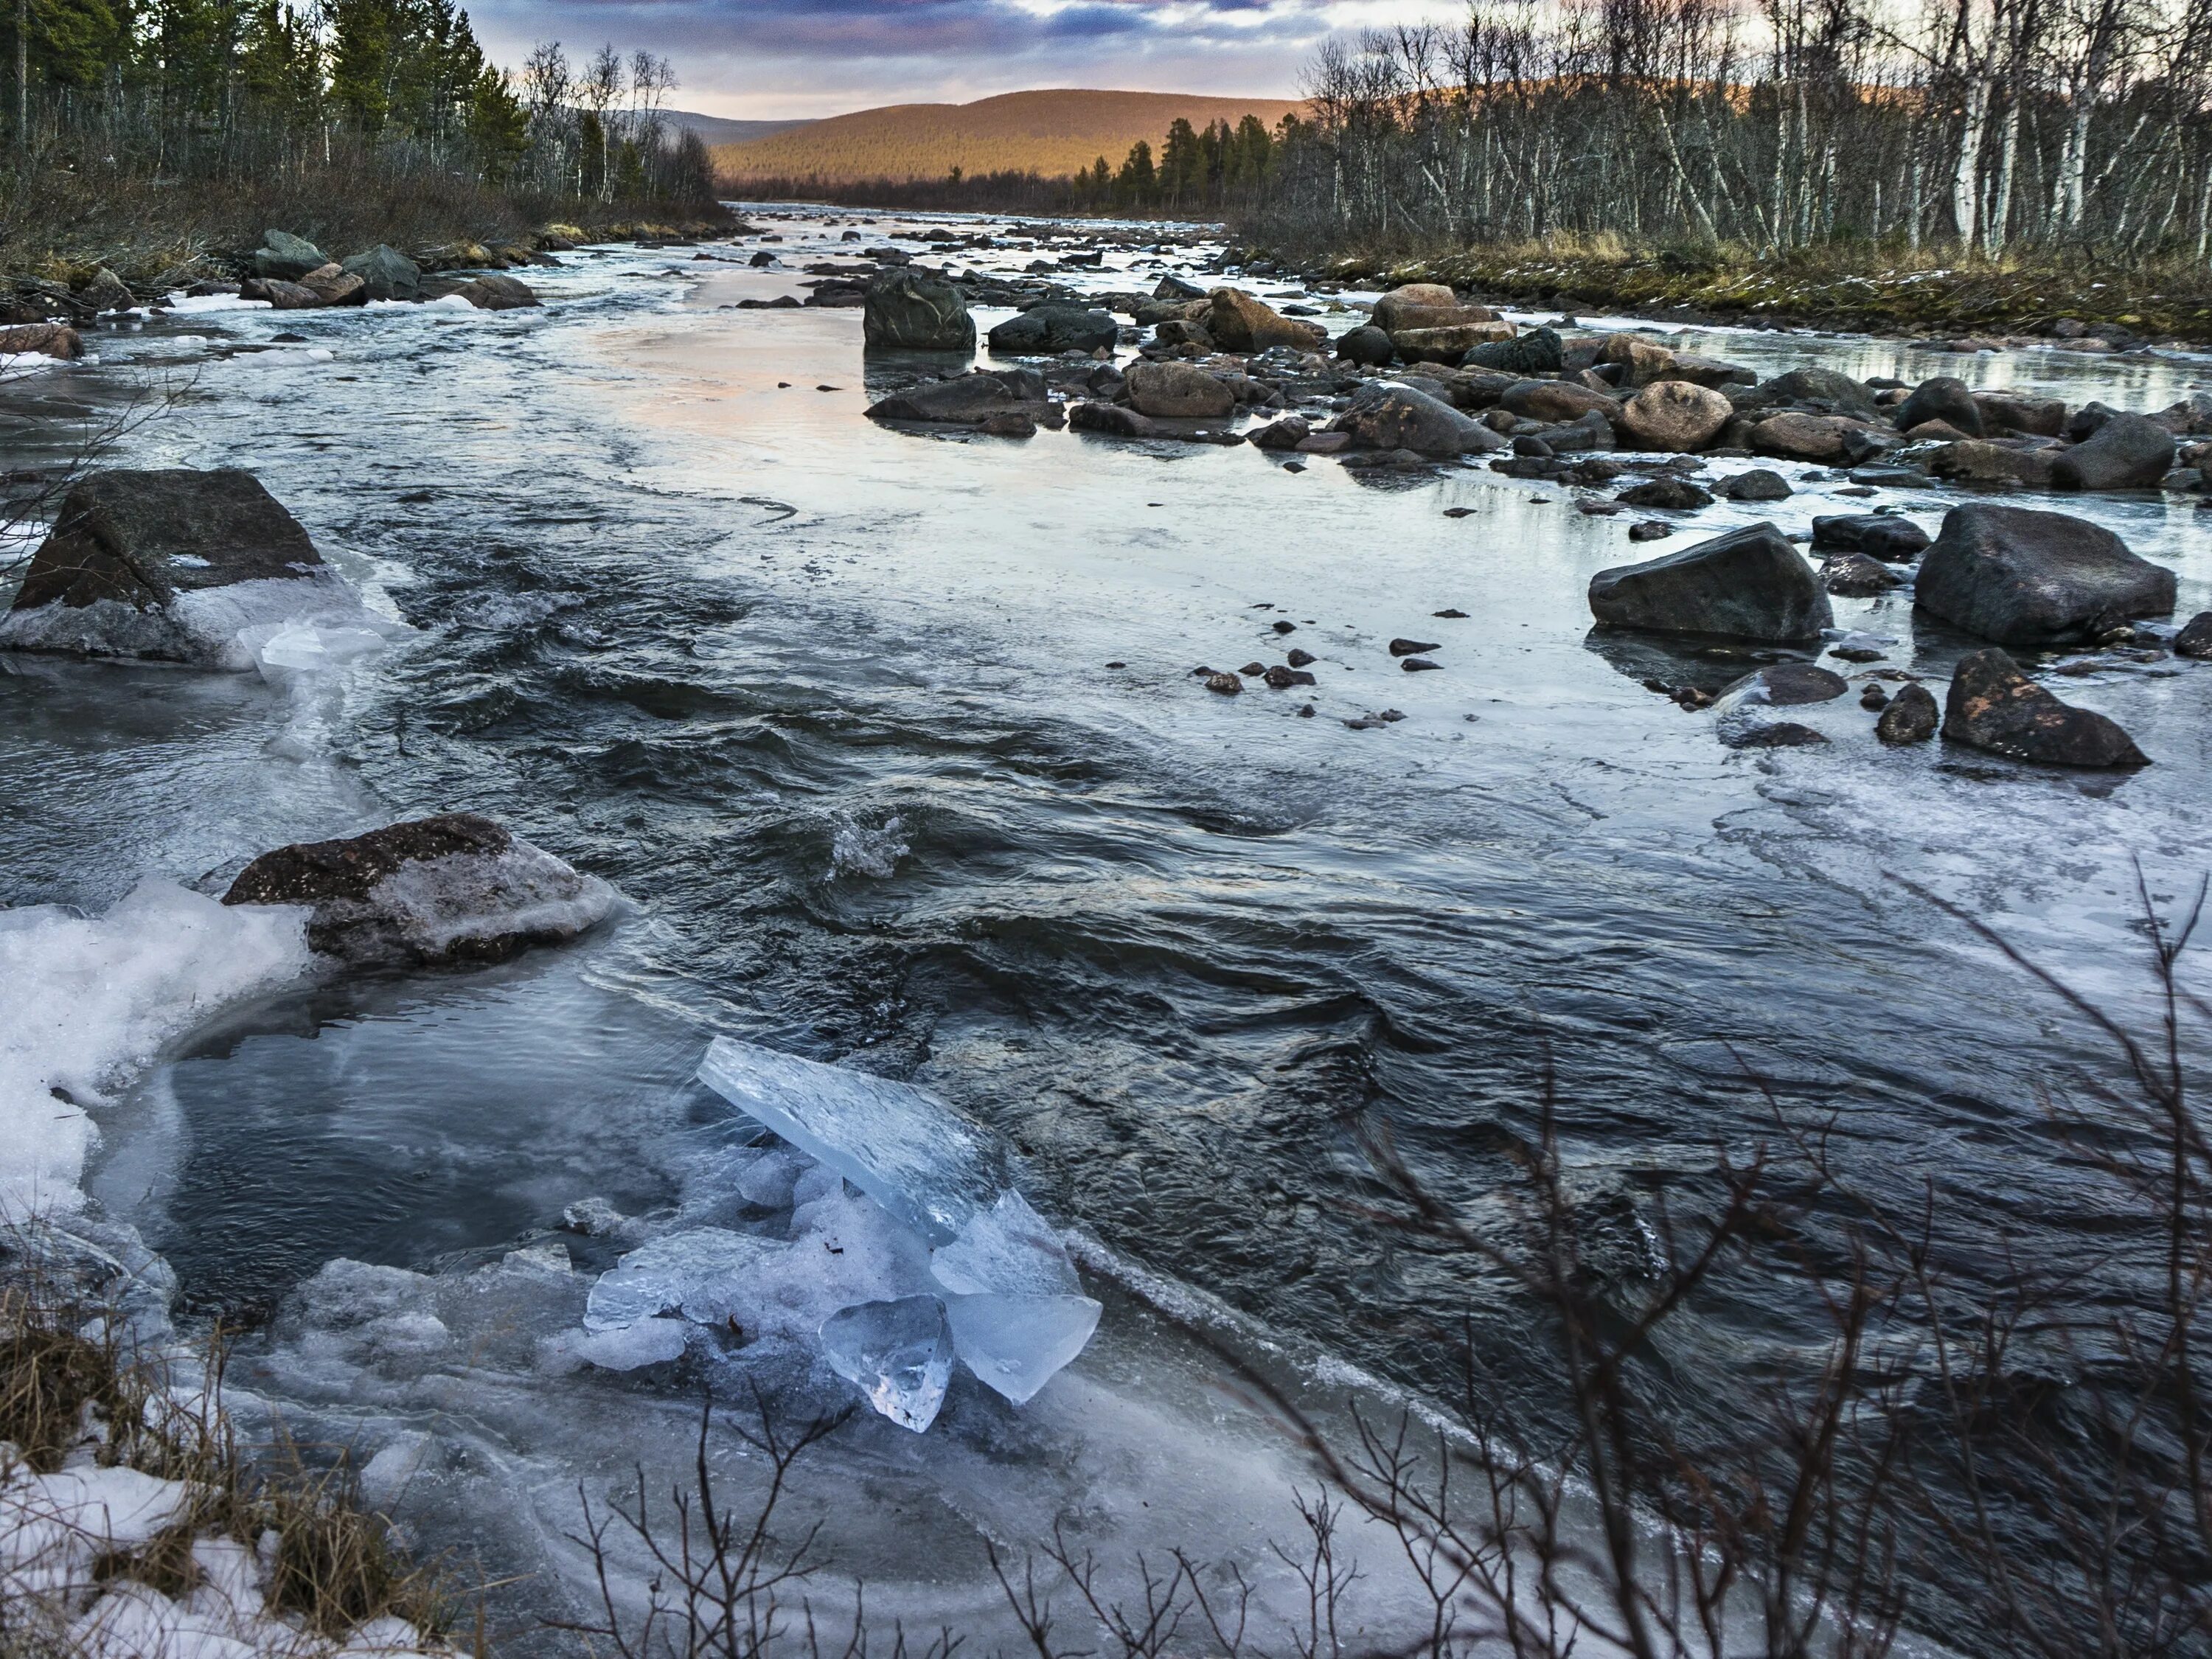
xmin=4 ymin=206 xmax=2211 ymax=1651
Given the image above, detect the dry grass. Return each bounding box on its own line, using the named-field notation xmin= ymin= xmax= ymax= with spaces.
xmin=0 ymin=1259 xmax=456 ymax=1651
xmin=714 ymin=88 xmax=1305 ymax=186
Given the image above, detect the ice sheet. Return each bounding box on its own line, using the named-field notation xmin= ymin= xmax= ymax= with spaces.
xmin=696 ymin=1037 xmax=1003 ymax=1243
xmin=929 ymin=1189 xmax=1081 ymax=1297
xmin=584 ymin=1228 xmax=782 ymax=1331
xmin=0 ymin=881 xmax=311 ymax=1221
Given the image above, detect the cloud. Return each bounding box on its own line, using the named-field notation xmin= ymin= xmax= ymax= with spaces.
xmin=459 ymin=0 xmax=1408 ymax=115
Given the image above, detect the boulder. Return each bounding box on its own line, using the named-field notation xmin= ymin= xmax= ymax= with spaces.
xmin=0 ymin=468 xmax=362 ymax=664
xmin=0 ymin=322 xmax=83 ymax=358
xmin=1153 ymin=274 xmax=1207 ymax=300
xmin=1464 ymin=327 xmax=1563 ymax=375
xmin=1068 ymin=401 xmax=1158 ymax=439
xmin=1616 ymin=476 xmax=1713 ymax=509
xmin=1724 ymin=721 xmax=1829 ymax=748
xmin=1759 ymin=366 xmax=1879 ymax=418
xmin=1893 ymin=377 xmax=1983 ymax=437
xmin=1248 ymin=414 xmax=1311 ymax=451
xmin=341 ymin=244 xmax=422 ymax=302
xmin=1821 ymin=552 xmax=1899 ymax=595
xmin=1810 ymin=513 xmax=1931 ymax=561
xmin=223 ymin=812 xmax=616 ymax=966
xmin=458 ymin=274 xmax=540 ymax=310
xmin=1124 ymin=360 xmax=1234 ymax=419
xmin=1752 ymin=412 xmax=1884 ymax=463
xmin=1587 ymin=523 xmax=1832 ymax=642
xmin=1914 ymin=503 xmax=2175 ymax=644
xmin=1619 ymin=380 xmax=1732 ymax=452
xmin=1382 ymin=303 xmax=1502 ymax=335
xmin=1206 ymin=288 xmax=1324 ymax=352
xmin=862 ymin=268 xmax=975 ymax=352
xmin=1335 ymin=324 xmax=1394 ymax=366
xmin=864 ymin=374 xmax=1019 ymax=424
xmin=251 ymin=230 xmax=330 ymax=282
xmin=988 ymin=304 xmax=1117 ymax=355
xmin=1974 ymin=392 xmax=2066 ymax=436
xmin=1664 ymin=352 xmax=1757 ymax=389
xmin=1393 ymin=322 xmax=1514 ymax=364
xmin=2171 ymin=611 xmax=2212 ymax=658
xmin=1875 ymin=682 xmax=1939 ymax=743
xmin=297 ymin=264 xmax=366 ymax=306
xmin=1154 ymin=319 xmax=1214 ymax=349
xmin=1602 ymin=333 xmax=1677 ymax=388
xmin=1941 ymin=649 xmax=2148 ymax=768
xmin=1501 ymin=380 xmax=1619 ymax=424
xmin=1926 ymin=440 xmax=2057 ymax=487
xmin=241 ymin=277 xmax=326 ymax=310
xmin=1369 ymin=283 xmax=1461 ymax=333
xmin=1719 ymin=468 xmax=1793 ymax=501
xmin=2051 ymin=413 xmax=2176 ymax=491
xmin=77 ymin=268 xmax=136 ymax=313
xmin=1331 ymin=380 xmax=1503 ymax=456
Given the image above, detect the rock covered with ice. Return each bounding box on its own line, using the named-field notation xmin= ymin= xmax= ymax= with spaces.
xmin=222 ymin=813 xmax=616 ymax=967
xmin=0 ymin=467 xmax=389 ymax=669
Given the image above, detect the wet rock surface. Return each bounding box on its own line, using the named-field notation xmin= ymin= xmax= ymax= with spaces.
xmin=1941 ymin=648 xmax=2149 ymax=768
xmin=1913 ymin=503 xmax=2176 ymax=644
xmin=1589 ymin=523 xmax=1833 ymax=642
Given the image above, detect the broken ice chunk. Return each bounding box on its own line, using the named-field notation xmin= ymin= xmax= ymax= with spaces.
xmin=930 ymin=1189 xmax=1081 ymax=1298
xmin=564 ymin=1318 xmax=690 ymax=1372
xmin=944 ymin=1293 xmax=1102 ymax=1406
xmin=584 ymin=1228 xmax=781 ymax=1332
xmin=697 ymin=1037 xmax=1003 ymax=1244
xmin=819 ymin=1295 xmax=954 ymax=1433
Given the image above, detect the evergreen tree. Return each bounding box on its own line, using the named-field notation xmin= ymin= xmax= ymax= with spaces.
xmin=1116 ymin=137 xmax=1152 ymax=204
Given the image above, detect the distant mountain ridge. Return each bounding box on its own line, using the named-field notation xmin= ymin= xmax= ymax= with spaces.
xmin=712 ymin=88 xmax=1306 ymax=184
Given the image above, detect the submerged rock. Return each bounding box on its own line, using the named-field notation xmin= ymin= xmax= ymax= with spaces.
xmin=1914 ymin=503 xmax=2175 ymax=644
xmin=223 ymin=811 xmax=617 ymax=965
xmin=1821 ymin=552 xmax=1900 ymax=595
xmin=1331 ymin=380 xmax=1503 ymax=456
xmin=0 ymin=468 xmax=364 ymax=665
xmin=458 ymin=273 xmax=540 ymax=310
xmin=1587 ymin=523 xmax=1832 ymax=643
xmin=1124 ymin=360 xmax=1234 ymax=419
xmin=1719 ymin=468 xmax=1793 ymax=502
xmin=1941 ymin=649 xmax=2148 ymax=768
xmin=864 ymin=373 xmax=1019 ymax=425
xmin=988 ymin=304 xmax=1116 ymax=355
xmin=1811 ymin=513 xmax=1930 ymax=561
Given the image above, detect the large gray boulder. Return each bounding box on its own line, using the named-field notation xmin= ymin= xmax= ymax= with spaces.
xmin=1942 ymin=650 xmax=2148 ymax=768
xmin=863 ymin=268 xmax=975 ymax=352
xmin=1330 ymin=381 xmax=1504 ymax=456
xmin=457 ymin=273 xmax=539 ymax=310
xmin=1588 ymin=523 xmax=1833 ymax=642
xmin=1124 ymin=360 xmax=1234 ymax=419
xmin=251 ymin=229 xmax=330 ymax=281
xmin=1913 ymin=503 xmax=2175 ymax=644
xmin=987 ymin=305 xmax=1117 ymax=355
xmin=1893 ymin=376 xmax=1983 ymax=436
xmin=223 ymin=812 xmax=616 ymax=966
xmin=1758 ymin=366 xmax=1879 ymax=418
xmin=864 ymin=373 xmax=1020 ymax=425
xmin=2051 ymin=413 xmax=2177 ymax=491
xmin=341 ymin=244 xmax=422 ymax=302
xmin=0 ymin=468 xmax=362 ymax=664
xmin=1464 ymin=327 xmax=1563 ymax=375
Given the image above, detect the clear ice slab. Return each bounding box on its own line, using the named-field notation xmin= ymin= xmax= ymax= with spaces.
xmin=944 ymin=1292 xmax=1102 ymax=1406
xmin=930 ymin=1189 xmax=1081 ymax=1297
xmin=697 ymin=1037 xmax=1003 ymax=1244
xmin=584 ymin=1228 xmax=782 ymax=1331
xmin=819 ymin=1295 xmax=956 ymax=1433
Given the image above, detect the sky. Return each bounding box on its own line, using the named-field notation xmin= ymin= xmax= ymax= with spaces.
xmin=462 ymin=0 xmax=1457 ymax=121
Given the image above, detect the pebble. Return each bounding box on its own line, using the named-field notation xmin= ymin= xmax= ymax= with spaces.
xmin=1272 ymin=619 xmax=1295 ymax=634
xmin=1433 ymin=608 xmax=1469 ymax=618
xmin=1205 ymin=672 xmax=1242 ymax=695
xmin=1401 ymin=657 xmax=1441 ymax=672
xmin=1286 ymin=648 xmax=1316 ymax=667
xmin=1388 ymin=638 xmax=1441 ymax=656
xmin=1628 ymin=521 xmax=1674 ymax=541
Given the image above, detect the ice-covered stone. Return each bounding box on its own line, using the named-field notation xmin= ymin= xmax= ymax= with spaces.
xmin=945 ymin=1293 xmax=1102 ymax=1406
xmin=696 ymin=1037 xmax=1003 ymax=1243
xmin=818 ymin=1295 xmax=955 ymax=1432
xmin=240 ymin=618 xmax=391 ymax=680
xmin=584 ymin=1228 xmax=781 ymax=1331
xmin=930 ymin=1189 xmax=1081 ymax=1297
xmin=563 ymin=1318 xmax=691 ymax=1371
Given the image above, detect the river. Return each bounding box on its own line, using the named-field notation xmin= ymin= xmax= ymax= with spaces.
xmin=3 ymin=205 xmax=2208 ymax=1653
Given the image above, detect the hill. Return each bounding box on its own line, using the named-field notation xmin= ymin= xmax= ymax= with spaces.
xmin=712 ymin=88 xmax=1306 ymax=184
xmin=666 ymin=111 xmax=814 ymax=147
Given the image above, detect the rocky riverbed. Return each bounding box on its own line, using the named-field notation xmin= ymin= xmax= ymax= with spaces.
xmin=0 ymin=204 xmax=2205 ymax=1655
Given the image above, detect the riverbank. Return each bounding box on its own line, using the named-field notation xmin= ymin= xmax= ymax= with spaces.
xmin=1287 ymin=240 xmax=2212 ymax=347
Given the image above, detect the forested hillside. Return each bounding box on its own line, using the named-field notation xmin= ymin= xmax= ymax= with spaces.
xmin=713 ymin=89 xmax=1303 ymax=186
